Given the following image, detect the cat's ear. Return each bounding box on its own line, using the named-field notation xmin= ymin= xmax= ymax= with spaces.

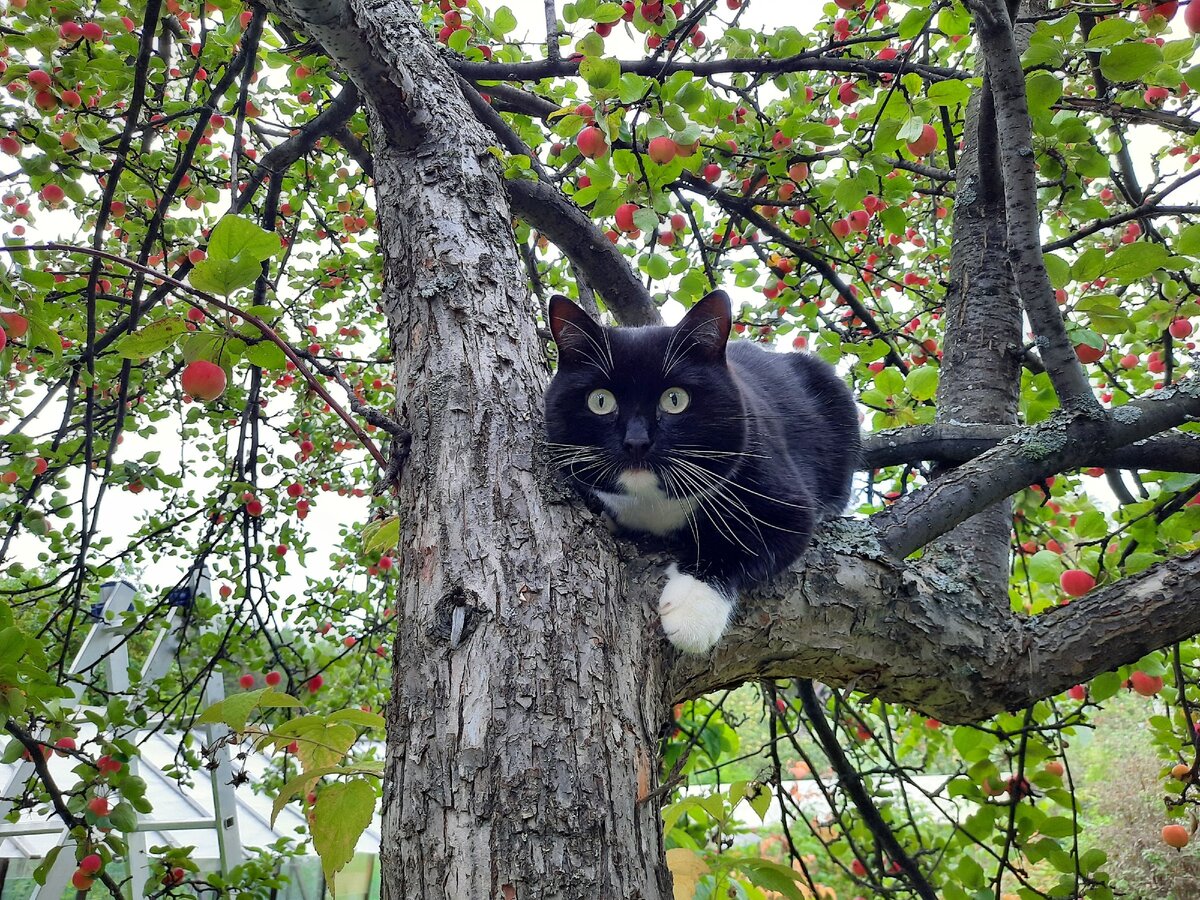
xmin=675 ymin=290 xmax=732 ymax=363
xmin=548 ymin=295 xmax=605 ymax=367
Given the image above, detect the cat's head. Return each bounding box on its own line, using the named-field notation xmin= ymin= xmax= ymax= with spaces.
xmin=544 ymin=290 xmax=747 ymax=498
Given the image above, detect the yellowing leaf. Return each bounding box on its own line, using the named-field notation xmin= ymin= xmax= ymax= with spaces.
xmin=666 ymin=847 xmax=709 ymax=900
xmin=313 ymin=778 xmax=376 ymax=895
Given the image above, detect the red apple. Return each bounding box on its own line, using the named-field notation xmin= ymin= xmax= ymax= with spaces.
xmin=647 ymin=136 xmax=677 ymax=164
xmin=181 ymin=360 xmax=226 ymax=400
xmin=576 ymin=126 xmax=608 ymax=159
xmin=1187 ymin=0 xmax=1200 ymax=32
xmin=907 ymin=124 xmax=938 ymax=157
xmin=1060 ymin=569 xmax=1095 ymax=596
xmin=1169 ymin=318 xmax=1193 ymax=339
xmin=1130 ymin=670 xmax=1164 ymax=696
xmin=615 ymin=203 xmax=640 ymax=233
xmin=1163 ymin=824 xmax=1190 ymax=848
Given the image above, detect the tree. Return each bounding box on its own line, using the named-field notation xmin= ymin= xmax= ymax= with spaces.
xmin=1 ymin=0 xmax=1199 ymax=897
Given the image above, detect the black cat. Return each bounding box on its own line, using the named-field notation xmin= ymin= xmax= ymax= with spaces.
xmin=544 ymin=290 xmax=860 ymax=654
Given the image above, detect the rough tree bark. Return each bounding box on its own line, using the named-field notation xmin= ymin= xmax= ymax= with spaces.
xmin=270 ymin=2 xmax=673 ymax=897
xmin=266 ymin=1 xmax=1200 ymax=897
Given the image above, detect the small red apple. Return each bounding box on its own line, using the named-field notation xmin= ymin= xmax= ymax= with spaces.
xmin=907 ymin=123 xmax=938 ymax=157
xmin=647 ymin=136 xmax=676 ymax=164
xmin=181 ymin=360 xmax=226 ymax=401
xmin=1059 ymin=569 xmax=1095 ymax=596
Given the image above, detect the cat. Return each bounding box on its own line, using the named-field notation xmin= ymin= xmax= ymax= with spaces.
xmin=543 ymin=289 xmax=860 ymax=655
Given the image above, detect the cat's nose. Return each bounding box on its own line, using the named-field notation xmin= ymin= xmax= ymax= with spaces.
xmin=623 ymin=419 xmax=651 ymax=460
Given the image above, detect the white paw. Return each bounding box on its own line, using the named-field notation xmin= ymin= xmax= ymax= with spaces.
xmin=658 ymin=564 xmax=732 ymax=655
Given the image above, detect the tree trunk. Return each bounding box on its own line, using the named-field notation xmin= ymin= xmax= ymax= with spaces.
xmin=279 ymin=2 xmax=673 ymax=897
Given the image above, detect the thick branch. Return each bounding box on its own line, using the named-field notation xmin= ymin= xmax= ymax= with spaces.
xmin=863 ymin=425 xmax=1200 ymax=474
xmin=871 ymin=379 xmax=1200 ymax=558
xmin=454 ymin=54 xmax=962 ymax=84
xmin=665 ymin=521 xmax=1200 ymax=723
xmin=508 ymin=178 xmax=662 ymax=326
xmin=970 ymin=0 xmax=1098 ymax=412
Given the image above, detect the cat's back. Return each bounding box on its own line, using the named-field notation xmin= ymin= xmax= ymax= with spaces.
xmin=726 ymin=340 xmax=860 ymax=516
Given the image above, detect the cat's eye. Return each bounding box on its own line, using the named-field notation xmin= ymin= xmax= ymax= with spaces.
xmin=587 ymin=389 xmax=618 ymax=415
xmin=659 ymin=387 xmax=690 ymax=414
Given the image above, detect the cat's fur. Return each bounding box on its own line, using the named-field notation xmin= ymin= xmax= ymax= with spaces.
xmin=544 ymin=290 xmax=860 ymax=654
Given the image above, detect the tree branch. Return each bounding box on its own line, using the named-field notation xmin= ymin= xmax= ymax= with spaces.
xmin=862 ymin=425 xmax=1200 ymax=474
xmin=970 ymin=0 xmax=1099 ymax=412
xmin=508 ymin=178 xmax=662 ymax=326
xmin=871 ymin=379 xmax=1200 ymax=559
xmin=664 ymin=521 xmax=1200 ymax=724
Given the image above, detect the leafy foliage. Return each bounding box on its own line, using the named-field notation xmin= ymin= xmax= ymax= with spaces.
xmin=0 ymin=0 xmax=1198 ymax=896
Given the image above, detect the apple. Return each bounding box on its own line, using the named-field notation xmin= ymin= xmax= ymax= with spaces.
xmin=1130 ymin=670 xmax=1164 ymax=696
xmin=837 ymin=82 xmax=859 ymax=104
xmin=576 ymin=126 xmax=608 ymax=159
xmin=1163 ymin=824 xmax=1190 ymax=848
xmin=1187 ymin=0 xmax=1200 ymax=32
xmin=647 ymin=136 xmax=676 ymax=164
xmin=614 ymin=203 xmax=640 ymax=233
xmin=265 ymin=671 xmax=282 ymax=686
xmin=1139 ymin=2 xmax=1178 ymax=23
xmin=831 ymin=218 xmax=851 ymax=238
xmin=1068 ymin=684 xmax=1086 ymax=701
xmin=27 ymin=70 xmax=51 ymax=90
xmin=1172 ymin=763 xmax=1191 ymax=780
xmin=1059 ymin=569 xmax=1095 ymax=596
xmin=907 ymin=124 xmax=938 ymax=157
xmin=792 ymin=208 xmax=811 ymax=227
xmin=702 ymin=163 xmax=721 ymax=182
xmin=82 ymin=21 xmax=104 ymax=41
xmin=238 ymin=673 xmax=255 ymax=689
xmin=1 ymin=312 xmax=28 ymax=338
xmin=79 ymin=854 xmax=103 ymax=876
xmin=1074 ymin=341 xmax=1105 ymax=364
xmin=59 ymin=21 xmax=84 ymax=39
xmin=307 ymin=674 xmax=324 ymax=693
xmin=1144 ymin=86 xmax=1170 ymax=105
xmin=40 ymin=184 xmax=65 ymax=204
xmin=71 ymin=871 xmax=94 ymax=891
xmin=87 ymin=796 xmax=110 ymax=817
xmin=181 ymin=360 xmax=226 ymax=400
xmin=1169 ymin=318 xmax=1193 ymax=339
xmin=847 ymin=210 xmax=870 ymax=232
xmin=1044 ymin=760 xmax=1065 ymax=777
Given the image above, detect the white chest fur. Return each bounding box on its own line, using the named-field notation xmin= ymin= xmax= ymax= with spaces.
xmin=593 ymin=470 xmax=696 ymax=536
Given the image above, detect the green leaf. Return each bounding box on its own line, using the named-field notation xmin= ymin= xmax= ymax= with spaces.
xmin=905 ymin=367 xmax=938 ymax=401
xmin=926 ymin=79 xmax=972 ymax=107
xmin=898 ymin=8 xmax=932 ymax=40
xmin=245 ymin=341 xmax=287 ymax=370
xmin=1027 ymin=549 xmax=1063 ymax=584
xmin=1072 ymin=242 xmax=1168 ymax=283
xmin=208 ymin=214 xmax=280 ymax=263
xmin=109 ymin=801 xmax=139 ymax=832
xmin=1026 ymin=71 xmax=1063 ymax=111
xmin=114 ymin=317 xmax=187 ymax=360
xmin=1100 ymin=42 xmax=1163 ymax=82
xmin=270 ymin=763 xmax=381 ymax=827
xmin=363 ymin=517 xmax=400 ymax=555
xmin=1044 ymin=253 xmax=1070 ymax=289
xmin=1091 ymin=670 xmax=1122 ymax=702
xmin=32 ymin=845 xmax=63 ymax=886
xmin=182 ymin=332 xmax=245 ymax=367
xmin=1084 ymin=17 xmax=1135 ymax=49
xmin=197 ymin=689 xmax=269 ymax=731
xmin=327 ymin=708 xmax=386 ymax=730
xmin=593 ymin=2 xmax=626 ymax=23
xmin=492 ymin=5 xmax=516 ymax=34
xmin=1178 ymin=224 xmax=1200 ymax=257
xmin=312 ymin=778 xmax=377 ymax=895
xmin=729 ymin=859 xmax=807 ymax=899
xmin=579 ymin=56 xmax=621 ymax=90
xmin=189 ymin=255 xmax=263 ymax=297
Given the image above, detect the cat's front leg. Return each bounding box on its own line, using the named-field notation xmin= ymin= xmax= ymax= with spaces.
xmin=658 ymin=564 xmax=735 ymax=655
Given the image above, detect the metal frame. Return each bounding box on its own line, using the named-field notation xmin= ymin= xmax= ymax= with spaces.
xmin=0 ymin=569 xmax=244 ymax=897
